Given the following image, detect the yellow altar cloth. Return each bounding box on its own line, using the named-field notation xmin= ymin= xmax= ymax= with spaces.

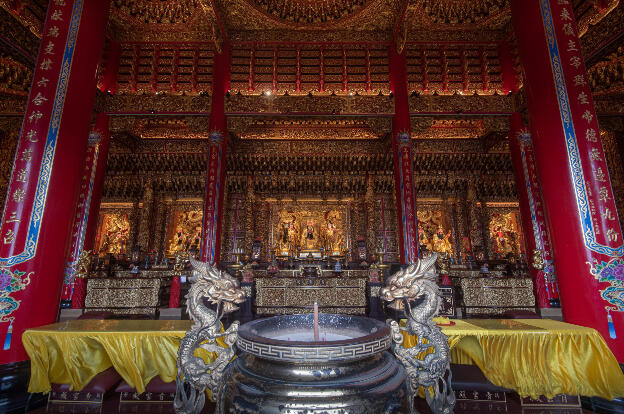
xmin=23 ymin=319 xmax=624 ymax=401
xmin=402 ymin=319 xmax=624 ymax=400
xmin=22 ymin=319 xmax=196 ymax=394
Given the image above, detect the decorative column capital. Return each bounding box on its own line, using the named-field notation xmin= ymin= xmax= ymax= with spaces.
xmin=209 ymin=130 xmax=224 ymax=145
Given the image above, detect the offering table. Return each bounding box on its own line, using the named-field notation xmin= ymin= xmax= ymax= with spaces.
xmin=253 ymin=270 xmax=368 ymax=315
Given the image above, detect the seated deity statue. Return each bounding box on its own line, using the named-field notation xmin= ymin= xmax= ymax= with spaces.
xmin=432 ymin=226 xmax=453 ymax=255
xmin=301 ymin=221 xmax=319 ymax=251
xmin=495 ymin=231 xmax=514 ymax=256
xmin=169 ymin=226 xmax=187 ymax=254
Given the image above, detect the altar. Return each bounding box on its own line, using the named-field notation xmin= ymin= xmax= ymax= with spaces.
xmin=253 ymin=270 xmax=369 ymax=315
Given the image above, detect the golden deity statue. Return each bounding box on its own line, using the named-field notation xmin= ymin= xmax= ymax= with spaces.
xmin=490 ymin=213 xmax=518 ymax=256
xmin=167 ymin=211 xmax=203 ymax=255
xmin=432 ymin=226 xmax=453 ymax=255
xmin=278 ymin=216 xmax=297 ymax=255
xmin=301 ymin=220 xmax=319 ymax=251
xmin=418 ymin=226 xmax=431 ymax=251
xmin=326 ymin=216 xmax=343 ymax=255
xmin=98 ymin=214 xmax=130 ymax=255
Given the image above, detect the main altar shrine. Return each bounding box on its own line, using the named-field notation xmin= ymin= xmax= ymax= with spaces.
xmin=1 ymin=0 xmax=624 ymax=412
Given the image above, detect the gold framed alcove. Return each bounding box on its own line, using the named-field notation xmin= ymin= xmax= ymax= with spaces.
xmin=269 ymin=200 xmax=351 ymax=257
xmin=95 ymin=203 xmax=134 ymax=255
xmin=162 ymin=199 xmax=204 ymax=257
xmin=485 ymin=203 xmax=525 ymax=259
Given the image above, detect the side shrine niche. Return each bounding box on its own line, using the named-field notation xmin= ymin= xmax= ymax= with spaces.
xmin=488 ymin=210 xmax=524 ymax=259
xmin=95 ymin=211 xmax=131 ymax=255
xmin=166 ymin=209 xmax=203 ymax=256
xmin=417 ymin=209 xmax=454 ymax=257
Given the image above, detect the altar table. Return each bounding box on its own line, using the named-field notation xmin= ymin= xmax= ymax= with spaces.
xmin=403 ymin=319 xmax=624 ymax=400
xmin=22 ymin=319 xmax=624 ymax=400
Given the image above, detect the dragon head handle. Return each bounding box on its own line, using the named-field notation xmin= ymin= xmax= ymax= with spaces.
xmin=381 ymin=253 xmax=440 ymax=318
xmin=188 ymin=257 xmax=246 ymax=319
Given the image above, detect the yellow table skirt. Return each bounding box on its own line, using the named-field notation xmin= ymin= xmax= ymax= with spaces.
xmin=23 ymin=319 xmax=624 ymax=400
xmin=402 ymin=319 xmax=624 ymax=400
xmin=22 ymin=320 xmax=195 ymax=394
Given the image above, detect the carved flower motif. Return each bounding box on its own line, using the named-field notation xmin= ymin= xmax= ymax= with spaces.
xmin=611 ymin=264 xmax=624 ymax=281
xmin=0 ymin=270 xmax=11 ymax=291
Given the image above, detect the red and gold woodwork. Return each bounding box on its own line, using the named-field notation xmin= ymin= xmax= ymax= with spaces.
xmin=60 ymin=113 xmax=111 ymax=309
xmin=390 ymin=44 xmax=419 ymax=264
xmin=0 ymin=0 xmax=110 ymax=364
xmin=512 ymin=0 xmax=624 ymax=360
xmin=508 ymin=113 xmax=559 ymax=309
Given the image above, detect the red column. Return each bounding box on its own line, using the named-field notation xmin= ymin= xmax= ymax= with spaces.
xmin=508 ymin=112 xmax=560 ymax=309
xmin=389 ymin=44 xmax=419 ymax=264
xmin=99 ymin=40 xmax=120 ymax=95
xmin=169 ymin=276 xmax=181 ymax=308
xmin=200 ymin=42 xmax=230 ymax=264
xmin=0 ymin=0 xmax=110 ymax=363
xmin=59 ymin=113 xmax=111 ymax=309
xmin=512 ymin=0 xmax=624 ymax=360
xmin=498 ymin=40 xmax=519 ymax=95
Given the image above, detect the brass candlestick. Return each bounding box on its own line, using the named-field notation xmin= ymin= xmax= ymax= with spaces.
xmin=229 ymin=249 xmax=244 ymax=274
xmin=375 ymin=249 xmax=390 ymax=269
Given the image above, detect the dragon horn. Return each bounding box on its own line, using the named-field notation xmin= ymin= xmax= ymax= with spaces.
xmin=420 ymin=253 xmax=438 ymax=274
xmin=189 ymin=256 xmax=208 ymax=275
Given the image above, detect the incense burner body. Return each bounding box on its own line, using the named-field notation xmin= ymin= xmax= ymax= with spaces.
xmin=221 ymin=314 xmax=408 ymax=413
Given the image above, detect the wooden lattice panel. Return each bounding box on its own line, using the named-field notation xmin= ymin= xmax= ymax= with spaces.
xmin=230 ymin=43 xmax=391 ymax=96
xmin=115 ymin=43 xmax=214 ymax=95
xmin=405 ymin=43 xmax=505 ymax=95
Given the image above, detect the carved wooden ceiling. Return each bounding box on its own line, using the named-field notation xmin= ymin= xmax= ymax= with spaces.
xmin=1 ymin=0 xmax=617 ymax=43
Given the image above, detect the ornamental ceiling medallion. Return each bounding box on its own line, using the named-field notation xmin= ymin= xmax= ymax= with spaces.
xmin=244 ymin=0 xmax=372 ymax=25
xmin=109 ymin=0 xmax=216 ymax=41
xmin=215 ymin=0 xmax=399 ymax=35
xmin=407 ymin=0 xmax=510 ymax=33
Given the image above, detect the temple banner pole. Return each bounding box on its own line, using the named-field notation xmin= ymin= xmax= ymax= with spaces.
xmin=0 ymin=0 xmax=110 ymax=364
xmin=508 ymin=112 xmax=560 ymax=310
xmin=512 ymin=0 xmax=624 ymax=360
xmin=60 ymin=113 xmax=111 ymax=309
xmin=201 ymin=41 xmax=230 ymax=264
xmin=389 ymin=43 xmax=419 ymax=264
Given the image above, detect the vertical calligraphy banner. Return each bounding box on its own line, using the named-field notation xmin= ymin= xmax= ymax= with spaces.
xmin=60 ymin=113 xmax=111 ymax=308
xmin=200 ymin=42 xmax=230 ymax=264
xmin=0 ymin=0 xmax=110 ymax=363
xmin=512 ymin=0 xmax=624 ymax=359
xmin=390 ymin=44 xmax=419 ymax=264
xmin=201 ymin=132 xmax=225 ymax=264
xmin=509 ymin=113 xmax=560 ymax=308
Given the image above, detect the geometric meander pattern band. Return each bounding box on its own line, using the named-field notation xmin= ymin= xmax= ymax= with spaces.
xmin=237 ymin=335 xmax=392 ymax=363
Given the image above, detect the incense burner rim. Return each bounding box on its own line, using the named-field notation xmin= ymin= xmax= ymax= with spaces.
xmin=236 ymin=313 xmax=392 ymax=363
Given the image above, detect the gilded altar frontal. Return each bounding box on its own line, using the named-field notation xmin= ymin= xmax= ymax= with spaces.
xmin=1 ymin=0 xmax=624 ymax=411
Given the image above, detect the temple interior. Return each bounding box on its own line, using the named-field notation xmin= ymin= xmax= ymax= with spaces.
xmin=1 ymin=0 xmax=624 ymax=413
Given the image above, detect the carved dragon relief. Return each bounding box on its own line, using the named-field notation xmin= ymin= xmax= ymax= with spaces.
xmin=174 ymin=257 xmax=246 ymax=414
xmin=382 ymin=253 xmax=456 ymax=414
